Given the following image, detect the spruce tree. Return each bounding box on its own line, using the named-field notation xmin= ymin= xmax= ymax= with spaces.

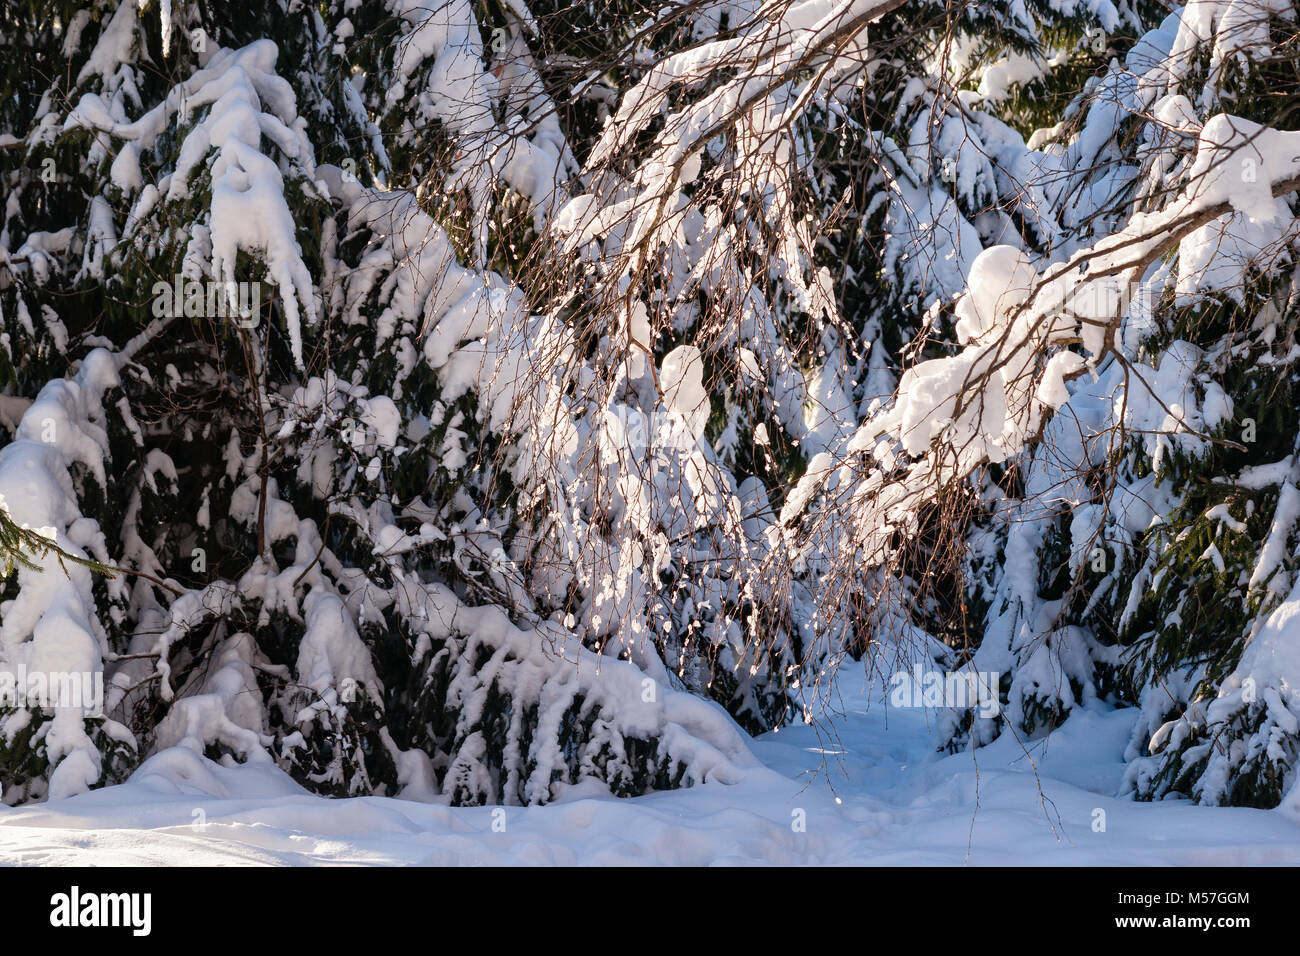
xmin=4 ymin=0 xmax=1300 ymax=815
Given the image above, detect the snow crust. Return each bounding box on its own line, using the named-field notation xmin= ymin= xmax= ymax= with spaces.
xmin=3 ymin=662 xmax=1298 ymax=865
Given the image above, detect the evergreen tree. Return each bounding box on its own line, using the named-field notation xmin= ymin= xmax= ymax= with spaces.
xmin=3 ymin=0 xmax=1300 ymax=814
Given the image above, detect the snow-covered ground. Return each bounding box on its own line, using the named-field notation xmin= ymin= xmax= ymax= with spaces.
xmin=3 ymin=661 xmax=1299 ymax=865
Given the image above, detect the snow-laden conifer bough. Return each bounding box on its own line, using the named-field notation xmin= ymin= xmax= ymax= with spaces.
xmin=1 ymin=0 xmax=1300 ymax=828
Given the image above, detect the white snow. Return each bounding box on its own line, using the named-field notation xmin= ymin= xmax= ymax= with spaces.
xmin=66 ymin=41 xmax=321 ymax=368
xmin=8 ymin=0 xmax=1300 ymax=864
xmin=0 ymin=349 xmax=125 ymax=800
xmin=2 ymin=660 xmax=1297 ymax=864
xmin=952 ymin=245 xmax=1037 ymax=347
xmin=659 ymin=345 xmax=709 ymax=439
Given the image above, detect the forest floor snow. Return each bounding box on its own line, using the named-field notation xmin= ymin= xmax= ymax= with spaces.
xmin=2 ymin=660 xmax=1300 ymax=865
